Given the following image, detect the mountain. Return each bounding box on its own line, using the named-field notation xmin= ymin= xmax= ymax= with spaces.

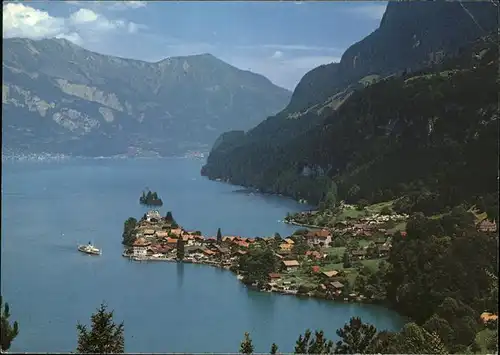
xmin=201 ymin=0 xmax=498 ymax=207
xmin=2 ymin=38 xmax=291 ymax=157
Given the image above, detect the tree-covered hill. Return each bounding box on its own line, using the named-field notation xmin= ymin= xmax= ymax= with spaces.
xmin=202 ymin=0 xmax=498 ymax=215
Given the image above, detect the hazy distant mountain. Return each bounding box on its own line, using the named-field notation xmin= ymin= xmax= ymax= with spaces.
xmin=2 ymin=38 xmax=291 ymax=157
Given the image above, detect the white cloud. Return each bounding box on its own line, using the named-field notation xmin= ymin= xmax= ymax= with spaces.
xmin=107 ymin=1 xmax=147 ymax=11
xmin=344 ymin=3 xmax=388 ymax=21
xmin=2 ymin=3 xmax=66 ymax=39
xmin=69 ymin=8 xmax=99 ymax=24
xmin=3 ymin=3 xmax=146 ymax=45
xmin=271 ymin=50 xmax=283 ymax=59
xmin=66 ymin=1 xmax=147 ymax=11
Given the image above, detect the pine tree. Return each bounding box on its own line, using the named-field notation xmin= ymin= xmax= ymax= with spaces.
xmin=176 ymin=237 xmax=185 ymax=261
xmin=0 ymin=296 xmax=19 ymax=351
xmin=270 ymin=343 xmax=279 ymax=354
xmin=240 ymin=332 xmax=254 ymax=354
xmin=76 ymin=303 xmax=124 ymax=354
xmin=165 ymin=211 xmax=174 ymax=223
xmin=216 ymin=228 xmax=222 ymax=244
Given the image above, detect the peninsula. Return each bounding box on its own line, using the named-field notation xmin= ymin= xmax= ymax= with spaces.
xmin=139 ymin=190 xmax=163 ymax=206
xmin=122 ymin=204 xmax=408 ymax=303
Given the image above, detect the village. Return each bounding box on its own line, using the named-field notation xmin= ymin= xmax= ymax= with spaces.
xmin=123 ymin=204 xmax=497 ymax=304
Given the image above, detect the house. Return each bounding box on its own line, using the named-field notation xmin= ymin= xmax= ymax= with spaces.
xmin=480 ymin=312 xmax=498 ymax=324
xmin=330 ymin=281 xmax=344 ymax=290
xmin=192 ymin=236 xmax=205 ymax=246
xmin=155 ymin=231 xmax=169 ymax=239
xmin=234 ymin=240 xmax=250 ymax=248
xmin=351 ymin=250 xmax=367 ymax=260
xmin=284 ymin=238 xmax=295 ymax=244
xmin=268 ymin=273 xmax=282 ymax=281
xmin=203 ymin=249 xmax=216 ymax=257
xmin=143 ymin=229 xmax=155 ymax=237
xmin=477 ymin=219 xmax=497 ymax=233
xmin=305 ymin=251 xmax=323 ymax=260
xmin=132 ymin=237 xmax=151 ymax=257
xmin=322 ymin=270 xmax=340 ymax=280
xmin=166 ymin=237 xmax=178 ymax=248
xmin=170 ymin=228 xmax=183 ymax=237
xmin=304 ymin=229 xmax=332 ymax=247
xmin=211 ymin=244 xmax=230 ymax=256
xmin=311 ymin=266 xmax=321 ymax=274
xmin=280 ymin=243 xmax=293 ymax=251
xmin=282 ymin=260 xmax=300 ymax=271
xmin=185 ymin=246 xmax=205 ymax=255
xmin=222 ymin=236 xmax=236 ymax=243
xmin=378 ymin=245 xmax=391 ymax=257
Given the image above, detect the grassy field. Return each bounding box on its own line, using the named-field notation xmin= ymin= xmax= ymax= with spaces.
xmin=475 ymin=328 xmax=496 ymax=354
xmin=365 ymin=200 xmax=395 ymax=213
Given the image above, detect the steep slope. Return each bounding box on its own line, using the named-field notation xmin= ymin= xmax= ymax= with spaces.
xmin=205 ymin=33 xmax=499 ymax=210
xmin=202 ymin=0 xmax=498 ymax=198
xmin=2 ymin=38 xmax=291 ymax=157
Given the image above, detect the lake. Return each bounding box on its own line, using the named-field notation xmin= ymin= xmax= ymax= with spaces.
xmin=1 ymin=157 xmax=405 ymax=353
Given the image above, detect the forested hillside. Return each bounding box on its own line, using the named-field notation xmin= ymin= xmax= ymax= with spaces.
xmin=202 ymin=1 xmax=498 ymax=215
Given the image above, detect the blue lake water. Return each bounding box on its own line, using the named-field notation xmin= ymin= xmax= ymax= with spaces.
xmin=1 ymin=157 xmax=405 ymax=353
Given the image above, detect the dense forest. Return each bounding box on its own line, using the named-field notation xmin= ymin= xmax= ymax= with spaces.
xmin=203 ymin=34 xmax=499 ymax=219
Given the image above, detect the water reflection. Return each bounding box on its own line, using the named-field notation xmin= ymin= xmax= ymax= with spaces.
xmin=176 ymin=262 xmax=185 ymax=288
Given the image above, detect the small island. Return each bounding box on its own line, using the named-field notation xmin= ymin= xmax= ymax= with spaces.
xmin=139 ymin=189 xmax=163 ymax=206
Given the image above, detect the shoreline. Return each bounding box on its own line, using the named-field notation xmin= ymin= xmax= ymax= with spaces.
xmin=122 ymin=253 xmax=380 ymax=305
xmin=283 ymin=219 xmax=323 ymax=229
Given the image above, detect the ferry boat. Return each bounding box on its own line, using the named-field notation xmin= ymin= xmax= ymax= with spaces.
xmin=78 ymin=242 xmax=102 ymax=256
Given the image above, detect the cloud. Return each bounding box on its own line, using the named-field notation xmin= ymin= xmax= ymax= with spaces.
xmin=66 ymin=1 xmax=147 ymax=11
xmin=271 ymin=50 xmax=283 ymax=59
xmin=2 ymin=3 xmax=341 ymax=90
xmin=238 ymin=44 xmax=341 ymax=53
xmin=106 ymin=1 xmax=147 ymax=10
xmin=69 ymin=8 xmax=99 ymax=24
xmin=344 ymin=3 xmax=388 ymax=21
xmin=3 ymin=3 xmax=66 ymax=39
xmin=2 ymin=2 xmax=146 ymax=43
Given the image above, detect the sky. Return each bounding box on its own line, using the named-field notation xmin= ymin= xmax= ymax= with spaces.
xmin=2 ymin=1 xmax=387 ymax=90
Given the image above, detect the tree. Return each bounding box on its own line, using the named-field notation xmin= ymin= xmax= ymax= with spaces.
xmin=292 ymin=237 xmax=309 ymax=256
xmin=240 ymin=332 xmax=254 ymax=354
xmin=294 ymin=329 xmax=334 ymax=354
xmin=122 ymin=217 xmax=137 ymax=246
xmin=76 ymin=303 xmax=124 ymax=354
xmin=394 ymin=323 xmax=448 ymax=354
xmin=217 ymin=228 xmax=222 ymax=244
xmin=270 ymin=343 xmax=279 ymax=354
xmin=342 ymin=251 xmax=352 ymax=268
xmin=165 ymin=211 xmax=174 ymax=223
xmin=0 ymin=296 xmax=19 ymax=351
xmin=176 ymin=237 xmax=185 ymax=261
xmin=334 ymin=317 xmax=378 ymax=354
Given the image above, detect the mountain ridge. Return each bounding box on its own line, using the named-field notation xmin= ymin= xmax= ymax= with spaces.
xmin=2 ymin=37 xmax=291 ymax=157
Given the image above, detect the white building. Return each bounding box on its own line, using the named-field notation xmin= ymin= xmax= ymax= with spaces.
xmin=132 ymin=237 xmax=151 ymax=257
xmin=146 ymin=210 xmax=162 ymax=223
